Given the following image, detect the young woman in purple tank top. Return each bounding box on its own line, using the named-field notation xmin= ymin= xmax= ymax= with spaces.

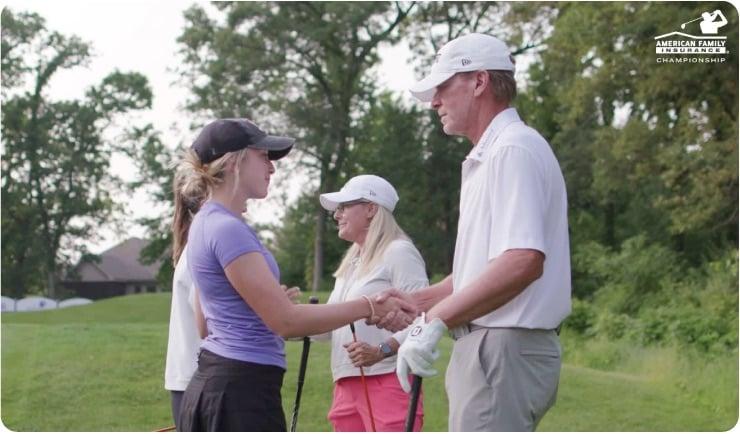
xmin=171 ymin=118 xmax=417 ymax=432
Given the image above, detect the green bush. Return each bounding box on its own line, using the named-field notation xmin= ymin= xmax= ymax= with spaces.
xmin=563 ymin=297 xmax=596 ymax=335
xmin=568 ymin=238 xmax=736 ymax=354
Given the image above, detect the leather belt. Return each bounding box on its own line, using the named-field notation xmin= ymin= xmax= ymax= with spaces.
xmin=449 ymin=323 xmax=487 ymax=341
xmin=450 ymin=324 xmax=562 ymax=341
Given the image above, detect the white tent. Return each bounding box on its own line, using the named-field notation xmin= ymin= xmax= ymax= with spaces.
xmin=15 ymin=296 xmax=58 ymax=312
xmin=58 ymin=298 xmax=93 ymax=309
xmin=1 ymin=296 xmax=15 ymax=312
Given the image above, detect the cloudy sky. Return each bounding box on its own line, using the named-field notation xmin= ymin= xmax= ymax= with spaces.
xmin=7 ymin=0 xmax=418 ymax=253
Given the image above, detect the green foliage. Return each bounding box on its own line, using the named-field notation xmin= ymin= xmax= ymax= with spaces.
xmin=514 ymin=2 xmax=738 ymax=357
xmin=0 ymin=8 xmax=152 ymax=297
xmin=568 ymin=238 xmax=737 ymax=353
xmin=123 ymin=125 xmax=178 ymax=290
xmin=562 ymin=297 xmax=596 ymax=335
xmin=271 ymin=193 xmax=347 ymax=290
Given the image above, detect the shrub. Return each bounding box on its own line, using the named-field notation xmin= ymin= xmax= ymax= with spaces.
xmin=563 ymin=297 xmax=596 ymax=335
xmin=593 ymin=310 xmax=635 ymax=340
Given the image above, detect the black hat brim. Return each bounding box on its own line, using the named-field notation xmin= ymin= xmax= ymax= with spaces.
xmin=251 ymin=135 xmax=295 ymax=160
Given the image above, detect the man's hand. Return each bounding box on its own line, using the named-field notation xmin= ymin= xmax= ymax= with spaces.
xmin=396 ymin=314 xmax=448 ymax=393
xmin=344 ymin=341 xmax=383 ymax=367
xmin=367 ymin=288 xmax=419 ymax=330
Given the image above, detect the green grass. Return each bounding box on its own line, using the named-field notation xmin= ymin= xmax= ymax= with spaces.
xmin=2 ymin=293 xmax=737 ymax=431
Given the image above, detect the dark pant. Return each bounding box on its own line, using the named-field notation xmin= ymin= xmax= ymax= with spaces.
xmin=177 ymin=349 xmax=286 ymax=432
xmin=171 ymin=390 xmax=184 ymax=430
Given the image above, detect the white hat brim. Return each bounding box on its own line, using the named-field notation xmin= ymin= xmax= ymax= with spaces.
xmin=409 ymin=71 xmax=455 ymax=103
xmin=319 ymin=191 xmax=362 ymax=211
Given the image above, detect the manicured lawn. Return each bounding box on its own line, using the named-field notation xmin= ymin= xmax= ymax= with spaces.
xmin=1 ymin=293 xmax=737 ymax=431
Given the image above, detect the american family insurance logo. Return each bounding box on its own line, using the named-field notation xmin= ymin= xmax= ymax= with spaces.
xmin=654 ymin=9 xmax=729 ymax=64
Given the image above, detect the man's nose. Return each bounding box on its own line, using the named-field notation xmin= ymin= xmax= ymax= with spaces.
xmin=431 ymin=91 xmax=441 ymax=109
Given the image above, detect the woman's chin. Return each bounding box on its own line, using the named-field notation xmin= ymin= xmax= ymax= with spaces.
xmin=337 ymin=230 xmax=352 ymax=242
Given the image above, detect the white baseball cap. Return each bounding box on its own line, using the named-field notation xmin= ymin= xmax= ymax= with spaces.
xmin=320 ymin=175 xmax=399 ymax=212
xmin=409 ymin=33 xmax=515 ymax=103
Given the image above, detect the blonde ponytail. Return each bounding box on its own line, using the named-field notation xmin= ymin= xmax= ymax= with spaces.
xmin=171 ymin=148 xmax=248 ymax=263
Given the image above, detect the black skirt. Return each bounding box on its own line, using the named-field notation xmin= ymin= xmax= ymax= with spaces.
xmin=177 ymin=349 xmax=286 ymax=432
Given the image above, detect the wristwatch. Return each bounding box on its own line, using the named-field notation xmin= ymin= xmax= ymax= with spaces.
xmin=378 ymin=342 xmax=393 ymax=359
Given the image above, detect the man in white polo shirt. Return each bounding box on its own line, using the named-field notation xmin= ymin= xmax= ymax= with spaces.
xmin=376 ymin=33 xmax=571 ymax=431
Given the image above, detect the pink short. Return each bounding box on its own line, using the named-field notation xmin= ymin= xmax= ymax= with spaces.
xmin=327 ymin=372 xmax=424 ymax=432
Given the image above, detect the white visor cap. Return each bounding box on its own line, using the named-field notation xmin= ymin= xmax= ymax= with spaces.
xmin=409 ymin=33 xmax=515 ymax=102
xmin=320 ymin=175 xmax=399 ymax=213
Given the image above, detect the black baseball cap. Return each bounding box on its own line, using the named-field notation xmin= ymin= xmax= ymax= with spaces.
xmin=191 ymin=118 xmax=295 ymax=164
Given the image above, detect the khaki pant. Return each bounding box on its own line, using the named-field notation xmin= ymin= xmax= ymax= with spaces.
xmin=445 ymin=327 xmax=561 ymax=431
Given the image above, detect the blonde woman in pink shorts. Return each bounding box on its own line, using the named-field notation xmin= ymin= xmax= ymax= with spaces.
xmin=316 ymin=175 xmax=427 ymax=431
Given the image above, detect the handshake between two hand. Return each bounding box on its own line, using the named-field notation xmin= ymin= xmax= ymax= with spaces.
xmin=364 ymin=288 xmax=419 ymax=332
xmin=364 ymin=289 xmax=449 ymax=393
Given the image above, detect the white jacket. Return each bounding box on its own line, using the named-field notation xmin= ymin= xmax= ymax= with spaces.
xmin=318 ymin=239 xmax=428 ymax=382
xmin=164 ymin=250 xmax=202 ymax=391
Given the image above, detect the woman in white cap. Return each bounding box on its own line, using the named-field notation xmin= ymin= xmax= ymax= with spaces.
xmin=173 ymin=120 xmax=416 ymax=432
xmin=316 ymin=174 xmax=427 ymax=431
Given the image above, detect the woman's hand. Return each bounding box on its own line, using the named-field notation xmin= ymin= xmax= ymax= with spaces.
xmin=344 ymin=341 xmax=383 ymax=367
xmin=281 ymin=284 xmax=301 ymax=303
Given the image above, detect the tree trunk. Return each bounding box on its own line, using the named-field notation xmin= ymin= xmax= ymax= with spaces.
xmin=46 ymin=270 xmax=55 ymax=299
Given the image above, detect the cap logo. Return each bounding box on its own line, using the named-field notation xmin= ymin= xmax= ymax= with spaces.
xmin=434 ymin=52 xmax=442 ymax=64
xmin=368 ymin=189 xmax=376 ymax=196
xmin=461 ymin=58 xmax=472 ymax=66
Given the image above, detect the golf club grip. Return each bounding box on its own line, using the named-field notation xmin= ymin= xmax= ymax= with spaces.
xmin=290 ymin=296 xmax=320 ymax=431
xmin=404 ymin=376 xmax=422 ymax=432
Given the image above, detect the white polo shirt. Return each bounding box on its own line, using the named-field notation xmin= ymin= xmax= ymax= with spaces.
xmin=452 ymin=108 xmax=571 ymax=329
xmin=320 ymin=239 xmax=428 ymax=382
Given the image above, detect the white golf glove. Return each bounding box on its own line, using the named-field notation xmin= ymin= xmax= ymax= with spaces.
xmin=396 ymin=313 xmax=448 ymax=393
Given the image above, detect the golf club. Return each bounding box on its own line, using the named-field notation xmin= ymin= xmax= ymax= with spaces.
xmin=290 ymin=295 xmax=319 ymax=432
xmin=404 ymin=376 xmax=422 ymax=431
xmin=349 ymin=322 xmax=377 ymax=431
xmin=680 ymin=17 xmax=702 ymax=29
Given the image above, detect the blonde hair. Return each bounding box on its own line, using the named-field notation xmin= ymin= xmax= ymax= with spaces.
xmin=171 ymin=147 xmax=249 ymax=263
xmin=334 ymin=206 xmax=410 ymax=279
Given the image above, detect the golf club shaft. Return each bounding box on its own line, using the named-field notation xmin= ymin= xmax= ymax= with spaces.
xmin=404 ymin=376 xmax=422 ymax=432
xmin=350 ymin=322 xmax=377 ymax=432
xmin=290 ymin=296 xmax=319 ymax=432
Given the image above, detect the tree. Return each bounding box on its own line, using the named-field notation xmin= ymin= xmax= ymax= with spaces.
xmin=1 ymin=9 xmax=152 ymax=297
xmin=123 ymin=124 xmax=177 ymax=290
xmin=519 ymin=2 xmax=737 ymax=258
xmin=176 ymin=1 xmax=415 ymax=292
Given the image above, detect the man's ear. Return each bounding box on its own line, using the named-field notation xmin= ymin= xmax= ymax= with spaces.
xmin=473 ymin=70 xmax=489 ymax=97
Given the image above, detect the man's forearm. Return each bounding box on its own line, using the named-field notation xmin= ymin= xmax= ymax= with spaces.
xmin=413 ymin=275 xmax=453 ymax=312
xmin=427 ymin=249 xmax=544 ymax=328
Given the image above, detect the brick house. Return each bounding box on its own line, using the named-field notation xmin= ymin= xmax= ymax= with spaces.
xmin=61 ymin=238 xmax=162 ymax=300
